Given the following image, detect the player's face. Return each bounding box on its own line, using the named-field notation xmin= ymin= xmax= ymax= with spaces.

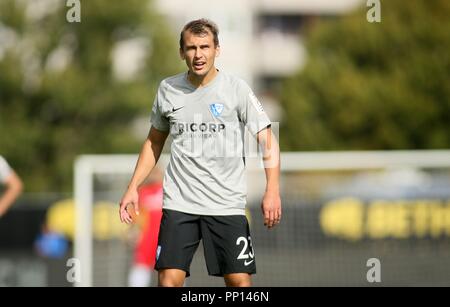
xmin=180 ymin=30 xmax=220 ymax=78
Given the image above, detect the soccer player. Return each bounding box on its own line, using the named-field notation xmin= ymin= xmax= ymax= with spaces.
xmin=0 ymin=155 xmax=23 ymax=218
xmin=119 ymin=19 xmax=281 ymax=287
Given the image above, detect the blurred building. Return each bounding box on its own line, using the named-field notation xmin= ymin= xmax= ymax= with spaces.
xmin=153 ymin=0 xmax=364 ymax=122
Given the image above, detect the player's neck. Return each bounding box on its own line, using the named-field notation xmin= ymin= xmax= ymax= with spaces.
xmin=187 ymin=68 xmax=218 ymax=88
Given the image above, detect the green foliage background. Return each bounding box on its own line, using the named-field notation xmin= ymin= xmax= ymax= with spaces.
xmin=0 ymin=0 xmax=182 ymax=191
xmin=280 ymin=0 xmax=450 ymax=151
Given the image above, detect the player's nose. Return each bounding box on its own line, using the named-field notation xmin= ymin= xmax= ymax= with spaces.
xmin=194 ymin=48 xmax=203 ymax=59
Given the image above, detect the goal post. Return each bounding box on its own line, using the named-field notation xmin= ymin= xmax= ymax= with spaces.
xmin=74 ymin=154 xmax=170 ymax=287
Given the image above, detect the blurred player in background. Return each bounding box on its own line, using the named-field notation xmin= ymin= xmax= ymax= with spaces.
xmin=119 ymin=19 xmax=281 ymax=287
xmin=128 ymin=167 xmax=164 ymax=287
xmin=0 ymin=155 xmax=23 ymax=218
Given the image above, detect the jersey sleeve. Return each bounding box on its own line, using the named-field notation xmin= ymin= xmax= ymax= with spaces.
xmin=237 ymin=80 xmax=271 ymax=136
xmin=0 ymin=156 xmax=12 ymax=183
xmin=150 ymin=82 xmax=170 ymax=132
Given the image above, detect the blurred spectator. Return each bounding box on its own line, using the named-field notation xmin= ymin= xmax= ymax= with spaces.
xmin=34 ymin=225 xmax=69 ymax=259
xmin=128 ymin=168 xmax=163 ymax=287
xmin=0 ymin=155 xmax=23 ymax=218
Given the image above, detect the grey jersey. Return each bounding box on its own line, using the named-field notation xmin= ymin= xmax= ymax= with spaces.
xmin=0 ymin=156 xmax=12 ymax=183
xmin=151 ymin=71 xmax=271 ymax=216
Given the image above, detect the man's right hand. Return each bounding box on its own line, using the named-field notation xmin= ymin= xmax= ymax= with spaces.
xmin=119 ymin=188 xmax=140 ymax=224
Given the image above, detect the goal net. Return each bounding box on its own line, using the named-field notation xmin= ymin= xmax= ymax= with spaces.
xmin=74 ymin=150 xmax=450 ymax=286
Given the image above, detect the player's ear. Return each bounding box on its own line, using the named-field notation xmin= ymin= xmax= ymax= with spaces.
xmin=215 ymin=45 xmax=220 ymax=58
xmin=179 ymin=48 xmax=185 ymax=60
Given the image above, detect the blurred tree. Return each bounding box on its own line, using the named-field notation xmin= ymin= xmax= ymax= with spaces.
xmin=0 ymin=0 xmax=182 ymax=192
xmin=281 ymin=0 xmax=450 ymax=150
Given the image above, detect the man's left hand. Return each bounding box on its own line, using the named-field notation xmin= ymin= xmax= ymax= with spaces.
xmin=261 ymin=192 xmax=282 ymax=229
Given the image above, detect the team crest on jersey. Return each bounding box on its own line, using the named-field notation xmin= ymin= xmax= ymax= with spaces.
xmin=209 ymin=103 xmax=224 ymax=117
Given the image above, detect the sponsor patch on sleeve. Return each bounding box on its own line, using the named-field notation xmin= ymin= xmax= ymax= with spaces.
xmin=249 ymin=92 xmax=265 ymax=115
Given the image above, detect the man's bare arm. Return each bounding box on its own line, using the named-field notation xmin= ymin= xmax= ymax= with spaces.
xmin=256 ymin=126 xmax=281 ymax=229
xmin=0 ymin=171 xmax=23 ymax=217
xmin=119 ymin=126 xmax=169 ymax=224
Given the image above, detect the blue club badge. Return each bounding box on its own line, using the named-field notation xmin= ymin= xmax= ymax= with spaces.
xmin=210 ymin=103 xmax=224 ymax=117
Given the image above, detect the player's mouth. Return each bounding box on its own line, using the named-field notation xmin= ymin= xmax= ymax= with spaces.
xmin=193 ymin=61 xmax=206 ymax=70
